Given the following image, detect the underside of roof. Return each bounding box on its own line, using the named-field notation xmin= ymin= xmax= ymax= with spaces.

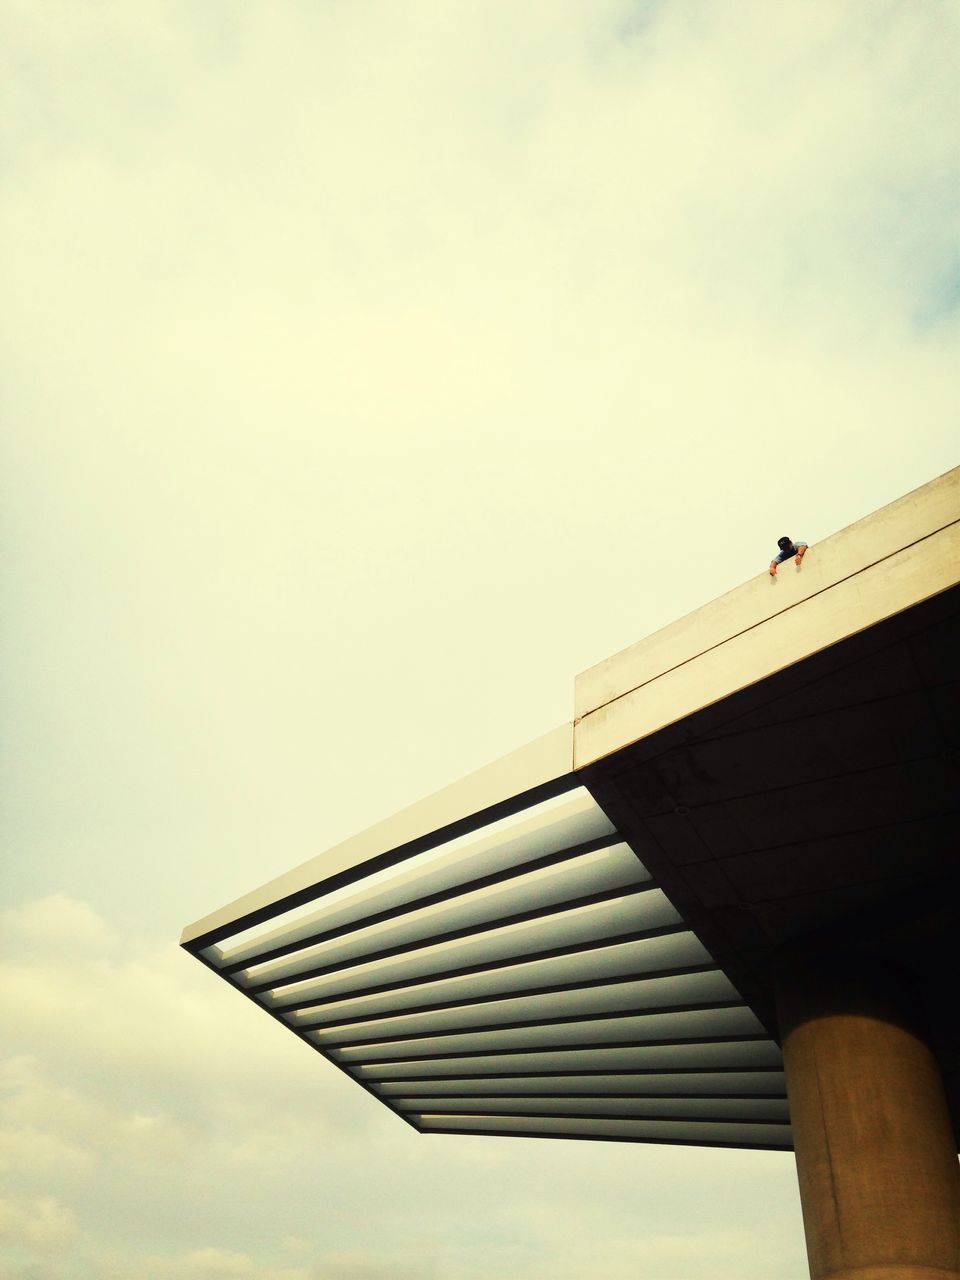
xmin=184 ymin=783 xmax=791 ymax=1150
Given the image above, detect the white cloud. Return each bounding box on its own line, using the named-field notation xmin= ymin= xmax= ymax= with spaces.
xmin=309 ymin=1253 xmax=435 ymax=1280
xmin=1 ymin=894 xmax=113 ymax=952
xmin=0 ymin=897 xmax=376 ymax=1150
xmin=0 ymin=897 xmax=804 ymax=1278
xmin=134 ymin=1247 xmax=310 ymax=1280
xmin=0 ymin=1194 xmax=78 ymax=1254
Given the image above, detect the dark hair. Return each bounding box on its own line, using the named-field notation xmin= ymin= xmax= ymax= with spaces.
xmin=777 ymin=537 xmax=792 ymax=550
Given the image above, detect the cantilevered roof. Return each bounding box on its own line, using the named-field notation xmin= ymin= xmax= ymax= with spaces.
xmin=182 ymin=465 xmax=958 ymax=1151
xmin=182 ymin=734 xmax=791 ymax=1151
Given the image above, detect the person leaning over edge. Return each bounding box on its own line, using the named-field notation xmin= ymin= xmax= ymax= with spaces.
xmin=769 ymin=536 xmax=808 ymax=577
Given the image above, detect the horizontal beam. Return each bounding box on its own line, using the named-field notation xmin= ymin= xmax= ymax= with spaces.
xmin=182 ymin=725 xmax=578 ymax=950
xmin=576 ymin=468 xmax=960 ymax=767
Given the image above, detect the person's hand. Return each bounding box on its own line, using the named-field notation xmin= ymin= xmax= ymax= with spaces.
xmin=795 ymin=554 xmax=803 ymax=565
xmin=769 ymin=564 xmax=778 ymax=577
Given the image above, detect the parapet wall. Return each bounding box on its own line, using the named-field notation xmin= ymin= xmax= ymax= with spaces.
xmin=574 ymin=467 xmax=960 ymax=769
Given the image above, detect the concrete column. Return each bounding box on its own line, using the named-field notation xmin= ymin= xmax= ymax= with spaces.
xmin=776 ymin=951 xmax=960 ymax=1280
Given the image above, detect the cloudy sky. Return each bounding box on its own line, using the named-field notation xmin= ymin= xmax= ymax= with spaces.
xmin=1 ymin=2 xmax=957 ymax=1277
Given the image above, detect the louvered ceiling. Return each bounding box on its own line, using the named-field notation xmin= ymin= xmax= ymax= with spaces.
xmin=184 ymin=785 xmax=791 ymax=1151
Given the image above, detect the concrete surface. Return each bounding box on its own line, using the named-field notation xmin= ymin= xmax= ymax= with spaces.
xmin=575 ymin=466 xmax=960 ymax=770
xmin=776 ymin=950 xmax=960 ymax=1280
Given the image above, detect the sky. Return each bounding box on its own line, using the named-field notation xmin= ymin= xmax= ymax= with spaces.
xmin=1 ymin=2 xmax=957 ymax=1277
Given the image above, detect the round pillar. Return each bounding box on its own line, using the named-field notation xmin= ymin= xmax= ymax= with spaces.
xmin=775 ymin=951 xmax=960 ymax=1280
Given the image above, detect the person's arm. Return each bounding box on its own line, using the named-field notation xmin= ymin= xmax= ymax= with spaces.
xmin=769 ymin=559 xmax=779 ymax=577
xmin=795 ymin=542 xmax=808 ymax=565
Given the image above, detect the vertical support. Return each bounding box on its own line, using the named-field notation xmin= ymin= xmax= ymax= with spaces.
xmin=776 ymin=951 xmax=960 ymax=1280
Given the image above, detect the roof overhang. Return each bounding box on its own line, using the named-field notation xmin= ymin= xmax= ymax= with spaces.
xmin=182 ymin=729 xmax=791 ymax=1150
xmin=182 ymin=466 xmax=959 ymax=1149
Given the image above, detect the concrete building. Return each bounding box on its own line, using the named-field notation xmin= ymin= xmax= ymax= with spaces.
xmin=182 ymin=467 xmax=960 ymax=1279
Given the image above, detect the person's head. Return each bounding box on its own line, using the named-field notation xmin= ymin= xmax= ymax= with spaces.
xmin=778 ymin=536 xmax=793 ymax=551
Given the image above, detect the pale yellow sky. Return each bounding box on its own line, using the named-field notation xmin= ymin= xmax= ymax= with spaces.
xmin=1 ymin=2 xmax=958 ymax=1277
